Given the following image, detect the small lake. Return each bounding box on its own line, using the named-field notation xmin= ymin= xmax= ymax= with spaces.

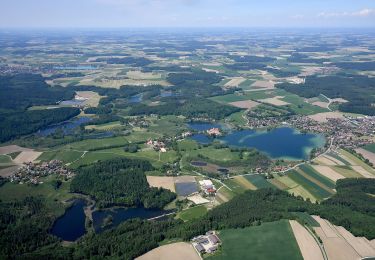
xmin=86 ymin=131 xmax=114 ymax=139
xmin=93 ymin=207 xmax=172 ymax=233
xmin=129 ymin=93 xmax=143 ymax=103
xmin=191 ymin=127 xmax=325 ymax=160
xmin=38 ymin=116 xmax=92 ymax=136
xmin=51 ymin=199 xmax=86 ymax=241
xmin=54 ymin=65 xmax=97 ymax=70
xmin=60 ymin=99 xmax=85 ymax=106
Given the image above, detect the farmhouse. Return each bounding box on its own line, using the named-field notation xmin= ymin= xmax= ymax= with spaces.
xmin=199 ymin=179 xmax=217 ymax=195
xmin=192 ymin=231 xmax=221 ymax=255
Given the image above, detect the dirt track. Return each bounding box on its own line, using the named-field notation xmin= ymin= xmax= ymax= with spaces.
xmin=136 ymin=242 xmax=200 ymax=260
xmin=146 ymin=176 xmax=176 ymax=192
xmin=289 ymin=220 xmax=324 ymax=260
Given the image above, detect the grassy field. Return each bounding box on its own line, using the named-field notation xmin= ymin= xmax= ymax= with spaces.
xmin=244 ymin=175 xmax=276 ymax=189
xmin=0 ymin=175 xmax=74 ymax=216
xmin=38 ymin=150 xmax=83 ymax=164
xmin=208 ymin=220 xmax=303 ymax=260
xmin=212 ymin=89 xmax=327 ymax=115
xmin=178 ymin=205 xmax=208 ymax=221
xmin=291 ymin=212 xmax=320 ymax=227
xmin=0 ymin=154 xmax=12 ymax=163
xmin=363 ymin=143 xmax=375 ymax=153
xmin=68 ymin=147 xmax=178 ymax=168
xmin=85 ymin=121 xmax=122 ymax=130
xmin=225 ymin=111 xmax=247 ymax=127
xmin=223 ymin=179 xmax=248 ymax=194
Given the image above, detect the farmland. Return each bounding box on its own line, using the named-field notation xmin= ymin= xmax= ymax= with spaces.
xmin=208 ymin=220 xmax=303 ymax=260
xmin=0 ymin=28 xmax=375 ymax=260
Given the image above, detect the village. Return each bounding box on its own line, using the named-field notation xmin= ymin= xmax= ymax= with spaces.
xmin=9 ymin=160 xmax=74 ymax=184
xmin=246 ymin=113 xmax=375 ymax=151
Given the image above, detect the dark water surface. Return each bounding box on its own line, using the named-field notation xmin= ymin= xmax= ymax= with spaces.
xmin=93 ymin=207 xmax=172 ymax=233
xmin=51 ymin=199 xmax=86 ymax=241
xmin=38 ymin=116 xmax=92 ymax=136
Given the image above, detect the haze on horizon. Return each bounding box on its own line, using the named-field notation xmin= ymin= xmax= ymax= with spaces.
xmin=0 ymin=0 xmax=375 ymax=29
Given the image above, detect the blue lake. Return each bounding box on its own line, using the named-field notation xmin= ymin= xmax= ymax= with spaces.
xmin=191 ymin=127 xmax=325 ymax=160
xmin=54 ymin=65 xmax=97 ymax=70
xmin=38 ymin=117 xmax=92 ymax=136
xmin=188 ymin=122 xmax=223 ymax=131
xmin=60 ymin=99 xmax=85 ymax=106
xmin=51 ymin=199 xmax=86 ymax=241
xmin=129 ymin=93 xmax=143 ymax=103
xmin=92 ymin=207 xmax=172 ymax=233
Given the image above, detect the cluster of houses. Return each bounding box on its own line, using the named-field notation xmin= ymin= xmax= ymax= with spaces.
xmin=146 ymin=139 xmax=167 ymax=153
xmin=192 ymin=231 xmax=221 ymax=255
xmin=207 ymin=128 xmax=221 ymax=136
xmin=9 ymin=160 xmax=74 ymax=184
xmin=289 ymin=115 xmax=375 ymax=150
xmin=199 ymin=179 xmax=216 ymax=195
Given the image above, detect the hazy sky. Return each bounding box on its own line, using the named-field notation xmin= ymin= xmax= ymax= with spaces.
xmin=0 ymin=0 xmax=374 ymax=28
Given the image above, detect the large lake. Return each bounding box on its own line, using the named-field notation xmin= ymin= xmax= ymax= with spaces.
xmin=190 ymin=124 xmax=325 ymax=160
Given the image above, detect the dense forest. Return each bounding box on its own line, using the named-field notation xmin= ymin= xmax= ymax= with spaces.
xmin=277 ymin=74 xmax=375 ymax=115
xmin=70 ymin=158 xmax=176 ymax=208
xmin=0 ymin=107 xmax=80 ymax=142
xmin=0 ymin=74 xmax=75 ymax=111
xmin=0 ymin=74 xmax=82 ymax=142
xmin=0 ymin=197 xmax=60 ymax=259
xmin=166 ymin=69 xmax=227 ymax=97
xmin=128 ymin=97 xmax=240 ymax=120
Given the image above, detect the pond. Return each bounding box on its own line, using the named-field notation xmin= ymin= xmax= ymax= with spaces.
xmin=129 ymin=93 xmax=143 ymax=103
xmin=191 ymin=127 xmax=325 ymax=160
xmin=60 ymin=99 xmax=85 ymax=106
xmin=92 ymin=207 xmax=173 ymax=233
xmin=54 ymin=65 xmax=97 ymax=70
xmin=51 ymin=199 xmax=86 ymax=241
xmin=38 ymin=116 xmax=92 ymax=136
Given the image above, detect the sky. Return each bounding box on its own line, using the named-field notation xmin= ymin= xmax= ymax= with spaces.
xmin=0 ymin=0 xmax=374 ymax=28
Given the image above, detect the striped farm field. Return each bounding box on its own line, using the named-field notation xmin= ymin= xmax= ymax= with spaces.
xmin=268 ymin=177 xmax=290 ymax=190
xmin=223 ymin=179 xmax=248 ymax=194
xmin=287 ymin=170 xmax=333 ymax=201
xmin=326 ymin=152 xmax=351 ymax=165
xmin=299 ymin=164 xmax=336 ymax=189
xmin=244 ymin=175 xmax=276 ymax=189
xmin=233 ymin=176 xmax=257 ymax=190
xmin=331 ymin=166 xmax=362 ymax=178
